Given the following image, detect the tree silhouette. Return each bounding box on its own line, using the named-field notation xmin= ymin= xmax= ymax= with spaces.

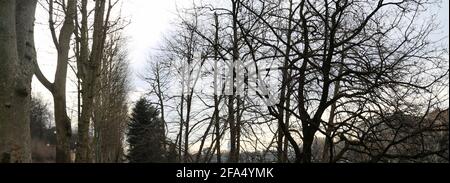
xmin=127 ymin=98 xmax=165 ymax=163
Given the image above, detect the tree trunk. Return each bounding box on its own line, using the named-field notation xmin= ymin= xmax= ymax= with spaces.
xmin=0 ymin=0 xmax=38 ymax=163
xmin=53 ymin=92 xmax=72 ymax=163
xmin=76 ymin=0 xmax=107 ymax=163
xmin=227 ymin=0 xmax=240 ymax=163
xmin=0 ymin=0 xmax=18 ymax=163
xmin=33 ymin=0 xmax=76 ymax=163
xmin=283 ymin=78 xmax=292 ymax=162
xmin=0 ymin=0 xmax=28 ymax=163
xmin=276 ymin=0 xmax=294 ymax=163
xmin=302 ymin=124 xmax=315 ymax=163
xmin=227 ymin=96 xmax=236 ymax=162
xmin=178 ymin=93 xmax=184 ymax=162
xmin=213 ymin=13 xmax=222 ymax=163
xmin=322 ymin=63 xmax=344 ymax=163
xmin=54 ymin=0 xmax=76 ymax=163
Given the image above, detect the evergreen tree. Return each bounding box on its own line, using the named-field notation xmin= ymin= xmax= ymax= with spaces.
xmin=30 ymin=97 xmax=52 ymax=140
xmin=127 ymin=98 xmax=165 ymax=163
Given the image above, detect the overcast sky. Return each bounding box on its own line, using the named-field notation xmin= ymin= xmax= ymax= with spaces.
xmin=32 ymin=0 xmax=449 ymax=127
xmin=33 ymin=0 xmax=193 ymax=124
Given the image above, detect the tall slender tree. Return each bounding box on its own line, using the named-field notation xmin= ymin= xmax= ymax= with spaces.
xmin=34 ymin=0 xmax=77 ymax=163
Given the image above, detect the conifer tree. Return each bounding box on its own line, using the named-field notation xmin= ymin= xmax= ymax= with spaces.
xmin=127 ymin=98 xmax=165 ymax=163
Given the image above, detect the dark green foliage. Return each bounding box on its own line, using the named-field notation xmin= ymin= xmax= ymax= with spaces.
xmin=165 ymin=141 xmax=179 ymax=163
xmin=30 ymin=97 xmax=57 ymax=162
xmin=30 ymin=97 xmax=52 ymax=140
xmin=127 ymin=98 xmax=165 ymax=163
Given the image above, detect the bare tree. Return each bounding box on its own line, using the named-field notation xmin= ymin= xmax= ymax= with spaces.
xmin=142 ymin=54 xmax=172 ymax=156
xmin=92 ymin=33 xmax=129 ymax=163
xmin=143 ymin=0 xmax=448 ymax=163
xmin=33 ymin=0 xmax=76 ymax=163
xmin=74 ymin=0 xmax=119 ymax=162
xmin=239 ymin=0 xmax=448 ymax=163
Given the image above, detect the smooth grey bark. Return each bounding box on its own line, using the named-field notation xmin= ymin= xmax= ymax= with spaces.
xmin=0 ymin=0 xmax=37 ymax=163
xmin=14 ymin=0 xmax=38 ymax=163
xmin=34 ymin=0 xmax=76 ymax=163
xmin=0 ymin=0 xmax=23 ymax=163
